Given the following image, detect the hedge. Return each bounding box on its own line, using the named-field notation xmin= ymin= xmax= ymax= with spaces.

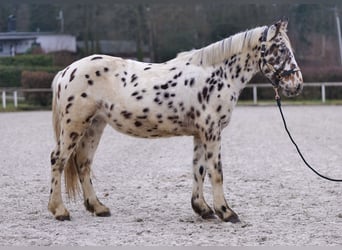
xmin=21 ymin=71 xmax=55 ymax=106
xmin=0 ymin=66 xmax=60 ymax=87
xmin=0 ymin=67 xmax=22 ymax=87
xmin=0 ymin=54 xmax=53 ymax=67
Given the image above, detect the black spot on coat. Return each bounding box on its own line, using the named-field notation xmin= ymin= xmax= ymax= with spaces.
xmin=62 ymin=67 xmax=70 ymax=78
xmin=131 ymin=74 xmax=138 ymax=83
xmin=134 ymin=121 xmax=142 ymax=127
xmin=189 ymin=78 xmax=195 ymax=87
xmin=160 ymin=83 xmax=168 ymax=90
xmin=90 ymin=56 xmax=103 ymax=60
xmin=202 ymin=87 xmax=208 ymax=99
xmin=69 ymin=68 xmax=77 ymax=82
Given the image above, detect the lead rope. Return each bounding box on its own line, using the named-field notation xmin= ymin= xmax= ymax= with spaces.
xmin=274 ymin=88 xmax=342 ymax=182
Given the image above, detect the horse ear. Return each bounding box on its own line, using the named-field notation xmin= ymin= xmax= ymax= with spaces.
xmin=267 ymin=18 xmax=288 ymax=41
xmin=277 ymin=17 xmax=288 ymax=32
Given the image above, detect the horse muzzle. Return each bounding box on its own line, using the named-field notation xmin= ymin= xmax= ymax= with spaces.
xmin=280 ymin=70 xmax=303 ymax=97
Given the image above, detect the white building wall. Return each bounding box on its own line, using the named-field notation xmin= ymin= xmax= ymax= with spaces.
xmin=0 ymin=39 xmax=35 ymax=56
xmin=36 ymin=34 xmax=76 ymax=53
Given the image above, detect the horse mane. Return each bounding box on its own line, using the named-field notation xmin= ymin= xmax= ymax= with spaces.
xmin=279 ymin=30 xmax=293 ymax=52
xmin=175 ymin=26 xmax=268 ymax=66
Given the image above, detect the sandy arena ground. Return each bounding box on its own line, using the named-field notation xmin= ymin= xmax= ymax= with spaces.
xmin=0 ymin=105 xmax=342 ymax=246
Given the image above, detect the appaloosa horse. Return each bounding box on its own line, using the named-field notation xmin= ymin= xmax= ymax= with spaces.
xmin=48 ymin=19 xmax=303 ymax=222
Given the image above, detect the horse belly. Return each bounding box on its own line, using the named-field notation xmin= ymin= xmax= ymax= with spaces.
xmin=105 ymin=110 xmax=193 ymax=138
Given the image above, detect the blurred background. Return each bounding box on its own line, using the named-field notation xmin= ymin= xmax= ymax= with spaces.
xmin=1 ymin=1 xmax=342 ymax=109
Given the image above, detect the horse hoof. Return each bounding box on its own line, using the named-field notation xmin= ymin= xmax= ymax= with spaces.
xmin=215 ymin=208 xmax=240 ymax=223
xmin=201 ymin=211 xmax=216 ymax=220
xmin=225 ymin=213 xmax=240 ymax=223
xmin=96 ymin=211 xmax=111 ymax=217
xmin=55 ymin=215 xmax=71 ymax=221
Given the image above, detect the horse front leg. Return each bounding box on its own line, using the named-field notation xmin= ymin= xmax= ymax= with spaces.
xmin=204 ymin=134 xmax=240 ymax=223
xmin=191 ymin=136 xmax=215 ymax=219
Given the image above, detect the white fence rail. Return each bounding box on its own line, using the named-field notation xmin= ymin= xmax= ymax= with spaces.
xmin=1 ymin=88 xmax=51 ymax=109
xmin=244 ymin=82 xmax=342 ymax=104
xmin=1 ymin=82 xmax=342 ymax=109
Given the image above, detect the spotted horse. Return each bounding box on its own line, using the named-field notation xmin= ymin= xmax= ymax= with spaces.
xmin=48 ymin=19 xmax=303 ymax=222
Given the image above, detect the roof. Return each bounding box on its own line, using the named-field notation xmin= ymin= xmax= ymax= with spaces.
xmin=0 ymin=32 xmax=77 ymax=53
xmin=0 ymin=32 xmax=37 ymax=41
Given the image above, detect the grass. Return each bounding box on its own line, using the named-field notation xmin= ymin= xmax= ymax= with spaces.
xmin=0 ymin=101 xmax=51 ymax=112
xmin=238 ymin=99 xmax=342 ymax=106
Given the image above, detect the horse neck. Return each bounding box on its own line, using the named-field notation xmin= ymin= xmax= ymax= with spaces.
xmin=211 ymin=43 xmax=262 ymax=91
xmin=193 ymin=27 xmax=265 ymax=89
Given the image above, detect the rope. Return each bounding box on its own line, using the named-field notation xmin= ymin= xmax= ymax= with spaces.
xmin=276 ymin=96 xmax=342 ymax=182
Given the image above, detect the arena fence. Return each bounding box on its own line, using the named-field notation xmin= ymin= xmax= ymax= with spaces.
xmin=1 ymin=82 xmax=342 ymax=109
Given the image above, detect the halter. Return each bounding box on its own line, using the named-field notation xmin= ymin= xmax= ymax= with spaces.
xmin=258 ymin=27 xmax=300 ymax=88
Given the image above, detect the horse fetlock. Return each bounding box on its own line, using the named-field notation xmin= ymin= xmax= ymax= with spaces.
xmin=191 ymin=197 xmax=215 ymax=219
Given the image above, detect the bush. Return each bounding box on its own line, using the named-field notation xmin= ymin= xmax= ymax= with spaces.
xmin=21 ymin=71 xmax=55 ymax=106
xmin=0 ymin=66 xmax=60 ymax=88
xmin=0 ymin=54 xmax=62 ymax=88
xmin=0 ymin=67 xmax=22 ymax=87
xmin=51 ymin=51 xmax=78 ymax=67
xmin=0 ymin=54 xmax=53 ymax=67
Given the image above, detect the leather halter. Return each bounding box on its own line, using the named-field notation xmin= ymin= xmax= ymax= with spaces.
xmin=258 ymin=27 xmax=300 ymax=87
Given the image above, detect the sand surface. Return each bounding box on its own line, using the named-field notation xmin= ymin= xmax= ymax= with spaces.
xmin=0 ymin=106 xmax=341 ymax=246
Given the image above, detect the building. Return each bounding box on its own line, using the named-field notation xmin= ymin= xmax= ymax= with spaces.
xmin=0 ymin=32 xmax=77 ymax=57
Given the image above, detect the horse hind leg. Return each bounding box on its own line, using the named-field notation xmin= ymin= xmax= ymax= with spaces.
xmin=48 ymin=97 xmax=99 ymax=220
xmin=72 ymin=116 xmax=111 ymax=217
xmin=48 ymin=122 xmax=85 ymax=221
xmin=49 ymin=145 xmax=72 ymax=221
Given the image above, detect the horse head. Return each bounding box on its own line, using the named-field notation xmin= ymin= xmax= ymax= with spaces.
xmin=259 ymin=19 xmax=303 ymax=97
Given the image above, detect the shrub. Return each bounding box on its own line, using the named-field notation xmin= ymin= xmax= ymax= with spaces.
xmin=51 ymin=51 xmax=78 ymax=67
xmin=0 ymin=66 xmax=60 ymax=88
xmin=21 ymin=71 xmax=55 ymax=106
xmin=0 ymin=54 xmax=53 ymax=67
xmin=0 ymin=67 xmax=22 ymax=87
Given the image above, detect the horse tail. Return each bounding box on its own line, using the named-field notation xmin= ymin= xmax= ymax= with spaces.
xmin=51 ymin=71 xmax=80 ymax=199
xmin=64 ymin=153 xmax=81 ymax=199
xmin=51 ymin=71 xmax=61 ymax=143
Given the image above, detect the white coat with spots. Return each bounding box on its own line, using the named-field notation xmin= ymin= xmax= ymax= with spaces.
xmin=48 ymin=20 xmax=303 ymax=222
